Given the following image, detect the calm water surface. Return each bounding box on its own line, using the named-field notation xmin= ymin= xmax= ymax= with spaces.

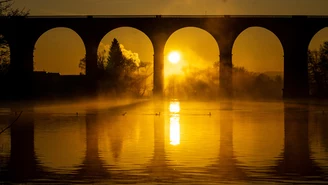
xmin=1 ymin=100 xmax=328 ymax=184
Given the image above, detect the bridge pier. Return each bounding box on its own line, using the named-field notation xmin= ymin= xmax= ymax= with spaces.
xmin=85 ymin=41 xmax=99 ymax=97
xmin=85 ymin=41 xmax=98 ymax=77
xmin=282 ymin=17 xmax=310 ymax=99
xmin=152 ymin=40 xmax=165 ymax=99
xmin=219 ymin=50 xmax=233 ymax=99
xmin=283 ymin=43 xmax=309 ymax=99
xmin=8 ymin=37 xmax=35 ymax=100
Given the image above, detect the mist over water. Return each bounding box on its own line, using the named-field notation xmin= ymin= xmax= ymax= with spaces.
xmin=1 ymin=99 xmax=328 ymax=184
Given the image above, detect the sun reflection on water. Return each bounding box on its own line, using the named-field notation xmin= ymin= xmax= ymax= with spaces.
xmin=169 ymin=101 xmax=180 ymax=146
xmin=169 ymin=101 xmax=180 ymax=113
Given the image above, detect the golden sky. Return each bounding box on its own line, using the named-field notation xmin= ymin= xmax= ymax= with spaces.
xmin=13 ymin=0 xmax=328 ymax=15
xmin=11 ymin=0 xmax=328 ymax=74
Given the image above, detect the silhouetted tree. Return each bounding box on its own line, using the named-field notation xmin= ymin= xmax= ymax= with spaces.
xmin=79 ymin=38 xmax=153 ymax=97
xmin=0 ymin=35 xmax=9 ymax=76
xmin=78 ymin=49 xmax=107 ymax=75
xmin=0 ymin=0 xmax=29 ymax=76
xmin=128 ymin=61 xmax=153 ymax=97
xmin=0 ymin=0 xmax=29 ymax=16
xmin=308 ymin=41 xmax=328 ymax=97
xmin=106 ymin=39 xmax=123 ymax=75
xmin=104 ymin=38 xmax=134 ymax=95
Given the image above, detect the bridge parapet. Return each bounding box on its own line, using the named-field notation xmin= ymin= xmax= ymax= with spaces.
xmin=1 ymin=15 xmax=327 ymax=20
xmin=20 ymin=15 xmax=318 ymax=19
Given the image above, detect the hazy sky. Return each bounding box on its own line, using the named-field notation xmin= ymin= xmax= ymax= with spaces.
xmin=10 ymin=0 xmax=328 ymax=74
xmin=13 ymin=0 xmax=328 ymax=15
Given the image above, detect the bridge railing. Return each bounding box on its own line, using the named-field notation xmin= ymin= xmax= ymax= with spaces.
xmin=2 ymin=15 xmax=328 ymax=19
xmin=24 ymin=15 xmax=294 ymax=19
xmin=26 ymin=15 xmax=158 ymax=18
xmin=26 ymin=15 xmax=92 ymax=18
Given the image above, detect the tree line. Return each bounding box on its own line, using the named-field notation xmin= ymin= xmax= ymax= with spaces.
xmin=165 ymin=62 xmax=283 ymax=100
xmin=77 ymin=40 xmax=328 ymax=99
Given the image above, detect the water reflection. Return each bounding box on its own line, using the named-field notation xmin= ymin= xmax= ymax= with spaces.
xmin=34 ymin=114 xmax=85 ymax=174
xmin=205 ymin=102 xmax=249 ymax=182
xmin=165 ymin=102 xmax=220 ymax=171
xmin=73 ymin=110 xmax=110 ymax=181
xmin=271 ymin=103 xmax=325 ymax=181
xmin=320 ymin=115 xmax=328 ymax=153
xmin=99 ymin=111 xmax=153 ymax=172
xmin=169 ymin=101 xmax=180 ymax=113
xmin=0 ymin=115 xmax=11 ymax=173
xmin=233 ymin=103 xmax=284 ymax=175
xmin=141 ymin=101 xmax=182 ymax=183
xmin=5 ymin=113 xmax=44 ymax=182
xmin=169 ymin=101 xmax=180 ymax=146
xmin=310 ymin=106 xmax=328 ymax=173
xmin=2 ymin=101 xmax=328 ymax=183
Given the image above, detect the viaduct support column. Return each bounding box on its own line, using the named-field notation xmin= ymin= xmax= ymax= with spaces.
xmin=283 ymin=42 xmax=309 ymax=99
xmin=85 ymin=41 xmax=98 ymax=77
xmin=152 ymin=38 xmax=166 ymax=99
xmin=283 ymin=17 xmax=309 ymax=99
xmin=219 ymin=48 xmax=233 ymax=99
xmin=8 ymin=35 xmax=35 ymax=99
xmin=85 ymin=40 xmax=99 ymax=97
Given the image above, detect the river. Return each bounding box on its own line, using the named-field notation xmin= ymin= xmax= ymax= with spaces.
xmin=0 ymin=100 xmax=328 ymax=184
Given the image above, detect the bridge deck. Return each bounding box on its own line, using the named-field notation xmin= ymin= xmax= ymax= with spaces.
xmin=1 ymin=15 xmax=327 ymax=19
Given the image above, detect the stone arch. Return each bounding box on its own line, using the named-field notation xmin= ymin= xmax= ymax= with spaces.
xmin=164 ymin=26 xmax=220 ymax=99
xmin=232 ymin=26 xmax=284 ymax=99
xmin=98 ymin=26 xmax=154 ymax=65
xmin=307 ymin=27 xmax=328 ymax=97
xmin=164 ymin=26 xmax=220 ymax=65
xmin=308 ymin=27 xmax=328 ymax=50
xmin=97 ymin=27 xmax=154 ymax=97
xmin=33 ymin=27 xmax=86 ymax=75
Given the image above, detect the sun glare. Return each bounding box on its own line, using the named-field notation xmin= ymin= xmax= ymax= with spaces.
xmin=168 ymin=51 xmax=181 ymax=64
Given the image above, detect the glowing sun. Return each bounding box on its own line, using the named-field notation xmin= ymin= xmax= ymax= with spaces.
xmin=168 ymin=51 xmax=181 ymax=64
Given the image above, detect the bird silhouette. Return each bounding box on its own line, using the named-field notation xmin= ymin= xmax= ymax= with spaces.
xmin=155 ymin=112 xmax=161 ymax=116
xmin=122 ymin=112 xmax=127 ymax=116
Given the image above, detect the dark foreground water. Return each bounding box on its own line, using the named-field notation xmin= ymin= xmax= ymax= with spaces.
xmin=1 ymin=100 xmax=328 ymax=184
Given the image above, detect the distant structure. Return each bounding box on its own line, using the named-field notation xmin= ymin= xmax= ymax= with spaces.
xmin=0 ymin=15 xmax=326 ymax=99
